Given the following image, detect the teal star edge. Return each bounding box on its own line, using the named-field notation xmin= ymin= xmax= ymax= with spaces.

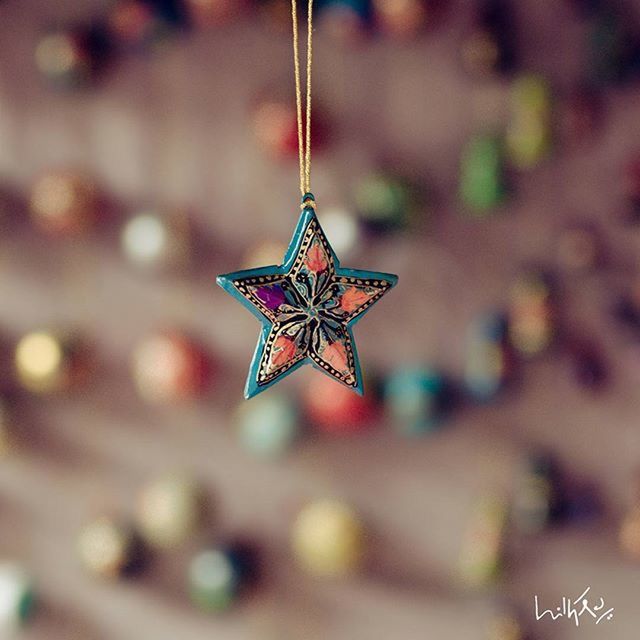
xmin=216 ymin=193 xmax=398 ymax=399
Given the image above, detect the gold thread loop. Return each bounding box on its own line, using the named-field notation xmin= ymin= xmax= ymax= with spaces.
xmin=291 ymin=0 xmax=313 ymax=198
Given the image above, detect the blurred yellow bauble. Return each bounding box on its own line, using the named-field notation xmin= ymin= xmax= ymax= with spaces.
xmin=136 ymin=474 xmax=203 ymax=549
xmin=620 ymin=506 xmax=640 ymax=560
xmin=15 ymin=331 xmax=70 ymax=394
xmin=77 ymin=517 xmax=133 ymax=579
xmin=291 ymin=499 xmax=365 ymax=577
xmin=29 ymin=171 xmax=97 ymax=236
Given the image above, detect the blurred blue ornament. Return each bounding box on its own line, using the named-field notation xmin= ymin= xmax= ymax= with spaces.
xmin=189 ymin=544 xmax=256 ymax=612
xmin=354 ymin=173 xmax=419 ymax=232
xmin=385 ymin=367 xmax=451 ymax=435
xmin=236 ymin=392 xmax=299 ymax=457
xmin=464 ymin=312 xmax=511 ymax=402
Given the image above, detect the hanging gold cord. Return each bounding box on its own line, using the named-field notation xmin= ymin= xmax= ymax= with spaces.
xmin=291 ymin=0 xmax=313 ymax=199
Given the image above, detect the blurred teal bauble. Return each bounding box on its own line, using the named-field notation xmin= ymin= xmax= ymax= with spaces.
xmin=189 ymin=545 xmax=253 ymax=612
xmin=0 ymin=563 xmax=35 ymax=633
xmin=385 ymin=367 xmax=450 ymax=435
xmin=236 ymin=393 xmax=299 ymax=457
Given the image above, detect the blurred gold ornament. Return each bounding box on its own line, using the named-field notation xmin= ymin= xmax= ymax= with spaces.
xmin=136 ymin=474 xmax=203 ymax=549
xmin=372 ymin=0 xmax=428 ymax=39
xmin=458 ymin=497 xmax=507 ymax=589
xmin=15 ymin=331 xmax=84 ymax=394
xmin=487 ymin=613 xmax=524 ymax=640
xmin=291 ymin=499 xmax=365 ymax=577
xmin=0 ymin=402 xmax=11 ymax=457
xmin=77 ymin=517 xmax=134 ymax=579
xmin=29 ymin=171 xmax=97 ymax=235
xmin=508 ymin=272 xmax=555 ymax=357
xmin=185 ymin=0 xmax=247 ymax=27
xmin=620 ymin=506 xmax=640 ymax=560
xmin=131 ymin=330 xmax=210 ymax=403
xmin=242 ymin=240 xmax=288 ymax=270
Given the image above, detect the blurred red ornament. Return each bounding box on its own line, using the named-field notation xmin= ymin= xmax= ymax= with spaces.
xmin=29 ymin=171 xmax=99 ymax=236
xmin=258 ymin=0 xmax=292 ymax=31
xmin=559 ymin=87 xmax=602 ymax=144
xmin=303 ymin=373 xmax=378 ymax=434
xmin=252 ymin=98 xmax=299 ymax=158
xmin=372 ymin=0 xmax=429 ymax=39
xmin=131 ymin=330 xmax=211 ymax=403
xmin=108 ymin=0 xmax=180 ymax=50
xmin=185 ymin=0 xmax=248 ymax=27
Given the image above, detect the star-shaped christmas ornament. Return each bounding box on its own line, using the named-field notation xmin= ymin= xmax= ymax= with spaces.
xmin=217 ymin=194 xmax=398 ymax=398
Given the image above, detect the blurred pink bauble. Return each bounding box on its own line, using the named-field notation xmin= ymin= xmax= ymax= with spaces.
xmin=131 ymin=330 xmax=211 ymax=403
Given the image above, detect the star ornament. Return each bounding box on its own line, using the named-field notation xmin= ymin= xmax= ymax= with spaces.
xmin=217 ymin=195 xmax=398 ymax=398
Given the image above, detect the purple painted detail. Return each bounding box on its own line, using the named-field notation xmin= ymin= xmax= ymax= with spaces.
xmin=255 ymin=284 xmax=286 ymax=310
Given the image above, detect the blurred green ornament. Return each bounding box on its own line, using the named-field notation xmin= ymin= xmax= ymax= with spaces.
xmin=459 ymin=134 xmax=506 ymax=214
xmin=385 ymin=367 xmax=450 ymax=435
xmin=236 ymin=393 xmax=299 ymax=458
xmin=458 ymin=497 xmax=507 ymax=589
xmin=505 ymin=75 xmax=552 ymax=170
xmin=189 ymin=545 xmax=252 ymax=612
xmin=136 ymin=474 xmax=203 ymax=549
xmin=0 ymin=563 xmax=35 ymax=633
xmin=354 ymin=173 xmax=418 ymax=231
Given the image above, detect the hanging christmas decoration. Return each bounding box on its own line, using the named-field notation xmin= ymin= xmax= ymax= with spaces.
xmin=217 ymin=0 xmax=397 ymax=398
